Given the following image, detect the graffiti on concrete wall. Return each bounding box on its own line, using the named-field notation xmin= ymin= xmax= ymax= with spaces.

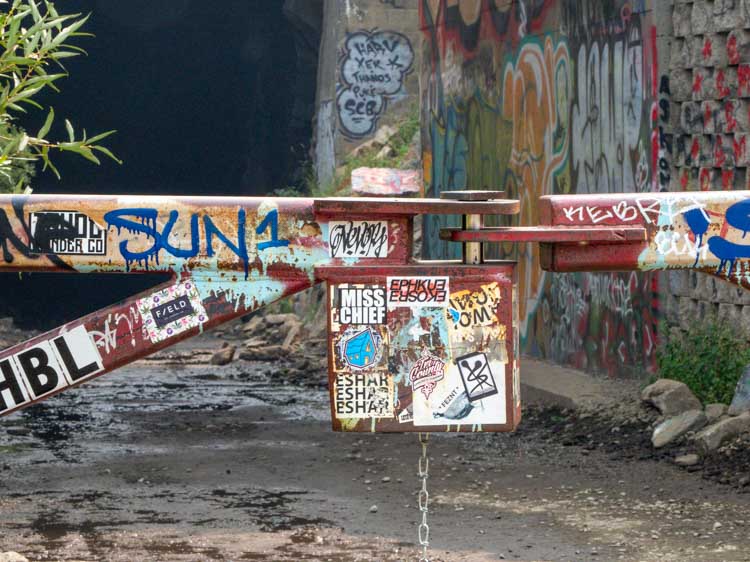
xmin=420 ymin=0 xmax=660 ymax=376
xmin=337 ymin=30 xmax=415 ymax=138
xmin=570 ymin=21 xmax=649 ymax=194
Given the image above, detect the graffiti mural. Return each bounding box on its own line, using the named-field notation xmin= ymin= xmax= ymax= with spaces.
xmin=337 ymin=29 xmax=415 ymax=138
xmin=420 ymin=0 xmax=661 ymax=376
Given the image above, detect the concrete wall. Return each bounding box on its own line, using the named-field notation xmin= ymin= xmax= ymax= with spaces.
xmin=419 ymin=0 xmax=669 ymax=378
xmin=314 ymin=0 xmax=421 ymax=187
xmin=661 ymin=0 xmax=750 ymax=342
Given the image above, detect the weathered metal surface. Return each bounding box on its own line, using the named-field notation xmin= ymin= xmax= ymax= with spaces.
xmin=317 ymin=265 xmax=521 ymax=433
xmin=4 ymin=190 xmax=748 ymax=432
xmin=440 ymin=226 xmax=648 ymax=244
xmin=539 ymin=191 xmax=750 ymax=288
xmin=0 ymin=193 xmax=523 ymax=434
xmin=314 ymin=197 xmax=520 ymax=217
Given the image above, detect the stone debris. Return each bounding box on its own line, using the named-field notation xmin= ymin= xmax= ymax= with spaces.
xmin=641 ymin=379 xmax=702 ymax=416
xmin=674 ymin=454 xmax=700 ymax=467
xmin=0 ymin=553 xmax=28 ymax=562
xmin=369 ymin=504 xmax=378 ymax=513
xmin=695 ymin=412 xmax=750 ymax=455
xmin=651 ymin=410 xmax=707 ymax=448
xmin=705 ymin=403 xmax=729 ymax=423
xmin=239 ymin=345 xmax=286 ymax=361
xmin=728 ymin=366 xmax=750 ymax=416
xmin=210 ymin=344 xmax=236 ymax=366
xmin=6 ymin=427 xmax=30 ymax=436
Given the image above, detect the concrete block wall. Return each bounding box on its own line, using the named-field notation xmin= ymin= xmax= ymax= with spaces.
xmin=664 ymin=0 xmax=750 ymax=340
xmin=669 ymin=0 xmax=750 ymax=191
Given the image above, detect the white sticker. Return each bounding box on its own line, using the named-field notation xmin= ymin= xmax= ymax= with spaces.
xmin=387 ymin=277 xmax=450 ymax=308
xmin=29 ymin=211 xmax=106 ymax=256
xmin=137 ymin=280 xmax=208 ymax=343
xmin=335 ymin=285 xmax=386 ymax=325
xmin=0 ymin=325 xmax=103 ymax=410
xmin=334 ymin=372 xmax=394 ymax=419
xmin=413 ymin=358 xmax=506 ymax=427
xmin=329 ymin=221 xmax=389 ymax=258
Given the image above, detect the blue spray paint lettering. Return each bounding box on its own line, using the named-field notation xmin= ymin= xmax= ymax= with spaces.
xmin=104 ymin=208 xmax=288 ymax=278
xmin=255 ymin=209 xmax=290 ymax=251
xmin=685 ymin=199 xmax=750 ymax=276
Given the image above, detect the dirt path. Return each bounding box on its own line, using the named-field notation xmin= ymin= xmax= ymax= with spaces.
xmin=1 ymin=336 xmax=750 ymax=562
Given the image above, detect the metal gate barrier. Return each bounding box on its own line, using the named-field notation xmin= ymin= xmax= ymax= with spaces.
xmin=0 ymin=190 xmax=746 ymax=433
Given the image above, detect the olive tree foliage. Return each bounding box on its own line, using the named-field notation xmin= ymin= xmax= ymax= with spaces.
xmin=0 ymin=0 xmax=119 ymax=192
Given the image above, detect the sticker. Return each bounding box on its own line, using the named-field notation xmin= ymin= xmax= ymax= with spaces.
xmin=408 ymin=350 xmax=446 ymax=399
xmin=413 ymin=357 xmax=506 ymax=427
xmin=334 ymin=372 xmax=394 ymax=419
xmin=338 ymin=327 xmax=384 ymax=370
xmin=455 ymin=352 xmax=499 ymax=402
xmin=29 ymin=211 xmax=107 ymax=255
xmin=334 ymin=285 xmax=386 ymax=325
xmin=398 ymin=406 xmax=413 ymax=424
xmin=0 ymin=325 xmax=103 ymax=413
xmin=446 ymin=283 xmax=500 ymax=327
xmin=137 ymin=281 xmax=207 ymax=343
xmin=151 ymin=295 xmax=195 ymax=329
xmin=387 ymin=277 xmax=450 ymax=308
xmin=329 ymin=220 xmax=389 ymax=258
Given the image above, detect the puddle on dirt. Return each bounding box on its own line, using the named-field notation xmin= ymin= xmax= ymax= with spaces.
xmin=0 ymin=358 xmax=329 ymax=468
xmin=207 ymin=488 xmax=332 ymax=532
xmin=237 ymin=528 xmax=414 ymax=562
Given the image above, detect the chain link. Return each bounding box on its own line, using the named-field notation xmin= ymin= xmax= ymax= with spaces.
xmin=417 ymin=432 xmax=431 ymax=562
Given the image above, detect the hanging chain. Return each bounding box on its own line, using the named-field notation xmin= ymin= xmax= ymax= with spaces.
xmin=417 ymin=432 xmax=431 ymax=562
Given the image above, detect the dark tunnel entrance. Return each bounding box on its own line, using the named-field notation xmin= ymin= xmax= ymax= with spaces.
xmin=0 ymin=0 xmax=324 ymax=329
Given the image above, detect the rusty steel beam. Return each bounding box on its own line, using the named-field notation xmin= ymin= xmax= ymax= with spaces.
xmin=0 ymin=193 xmax=524 ymax=433
xmin=4 ymin=189 xmax=748 ymax=432
xmin=440 ymin=226 xmax=648 ymax=244
xmin=538 ymin=191 xmax=750 ymax=289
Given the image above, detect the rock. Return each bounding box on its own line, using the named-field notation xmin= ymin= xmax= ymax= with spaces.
xmin=674 ymin=454 xmax=700 ymax=467
xmin=265 ymin=313 xmax=298 ymax=326
xmin=0 ymin=553 xmax=28 ymax=562
xmin=369 ymin=504 xmax=378 ymax=513
xmin=652 ymin=410 xmax=707 ymax=448
xmin=695 ymin=412 xmax=750 ymax=455
xmin=282 ymin=322 xmax=302 ymax=351
xmin=729 ymin=366 xmax=750 ymax=416
xmin=373 ymin=125 xmax=397 ymax=145
xmin=243 ymin=337 xmax=269 ymax=348
xmin=376 ymin=144 xmax=396 ymax=159
xmin=210 ymin=344 xmax=236 ymax=366
xmin=242 ymin=316 xmax=265 ymax=335
xmin=641 ymin=379 xmax=702 ymax=416
xmin=705 ymin=403 xmax=728 ymax=423
xmin=5 ymin=427 xmax=30 ymax=436
xmin=238 ymin=345 xmax=285 ymax=361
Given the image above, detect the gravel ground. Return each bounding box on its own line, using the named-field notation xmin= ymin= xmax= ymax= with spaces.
xmin=0 ymin=332 xmax=750 ymax=561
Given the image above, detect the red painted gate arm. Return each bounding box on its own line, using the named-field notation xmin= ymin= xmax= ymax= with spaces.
xmin=0 ymin=193 xmax=518 ymax=418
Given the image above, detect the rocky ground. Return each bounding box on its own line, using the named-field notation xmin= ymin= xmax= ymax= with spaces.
xmin=2 ymin=313 xmax=750 ymax=560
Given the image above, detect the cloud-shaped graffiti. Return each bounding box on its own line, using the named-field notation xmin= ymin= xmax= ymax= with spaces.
xmin=337 ymin=30 xmax=414 ymax=138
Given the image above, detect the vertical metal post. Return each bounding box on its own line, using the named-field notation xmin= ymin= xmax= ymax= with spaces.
xmin=440 ymin=190 xmax=503 ymax=265
xmin=463 ymin=213 xmax=483 ymax=265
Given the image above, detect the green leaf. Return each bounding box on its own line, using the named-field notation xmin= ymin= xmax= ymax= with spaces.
xmin=49 ymin=14 xmax=88 ymax=49
xmin=64 ymin=118 xmax=73 ymax=142
xmin=37 ymin=106 xmax=53 ymax=138
xmin=92 ymin=144 xmax=121 ymax=164
xmin=85 ymin=129 xmax=115 ymax=144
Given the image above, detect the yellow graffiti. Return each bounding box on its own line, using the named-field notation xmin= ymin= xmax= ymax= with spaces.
xmin=501 ymin=37 xmax=570 ymax=336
